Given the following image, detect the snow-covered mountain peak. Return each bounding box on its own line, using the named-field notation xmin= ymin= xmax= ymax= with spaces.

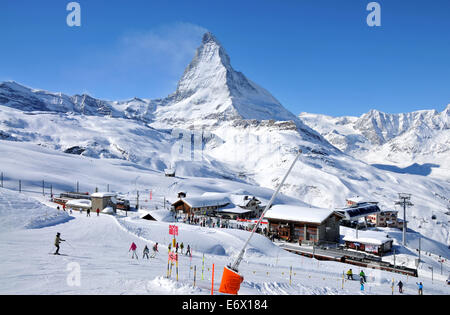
xmin=151 ymin=32 xmax=310 ymax=131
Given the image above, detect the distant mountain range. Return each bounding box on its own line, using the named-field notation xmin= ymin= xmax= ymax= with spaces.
xmin=299 ymin=106 xmax=450 ymax=177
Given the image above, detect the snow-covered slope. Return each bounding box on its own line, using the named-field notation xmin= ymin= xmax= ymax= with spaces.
xmin=0 ymin=188 xmax=448 ymax=295
xmin=0 ymin=187 xmax=71 ymax=231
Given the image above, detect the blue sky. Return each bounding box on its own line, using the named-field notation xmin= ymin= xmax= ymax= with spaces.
xmin=1 ymin=0 xmax=449 ymax=116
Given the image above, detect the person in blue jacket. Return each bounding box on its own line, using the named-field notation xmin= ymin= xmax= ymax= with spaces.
xmin=416 ymin=282 xmax=423 ymax=295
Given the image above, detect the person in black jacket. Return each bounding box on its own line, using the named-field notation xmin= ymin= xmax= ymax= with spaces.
xmin=397 ymin=281 xmax=404 ymax=293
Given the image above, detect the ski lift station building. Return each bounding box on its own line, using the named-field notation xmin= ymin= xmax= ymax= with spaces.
xmin=91 ymin=192 xmax=117 ymax=213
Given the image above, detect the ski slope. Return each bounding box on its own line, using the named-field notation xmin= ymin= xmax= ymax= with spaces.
xmin=0 ymin=188 xmax=448 ymax=295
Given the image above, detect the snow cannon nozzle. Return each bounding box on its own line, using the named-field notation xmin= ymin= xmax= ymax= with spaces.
xmin=219 ymin=266 xmax=243 ymax=295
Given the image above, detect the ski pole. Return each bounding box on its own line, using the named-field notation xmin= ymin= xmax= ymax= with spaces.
xmin=202 ymin=254 xmax=205 ymax=281
xmin=65 ymin=240 xmax=74 ymax=249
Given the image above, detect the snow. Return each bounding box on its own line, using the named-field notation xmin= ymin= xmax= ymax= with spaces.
xmin=216 ymin=205 xmax=252 ymax=215
xmin=0 ymin=188 xmax=71 ymax=231
xmin=102 ymin=207 xmax=114 ymax=214
xmin=0 ymin=188 xmax=448 ymax=295
xmin=299 ymin=108 xmax=450 ymax=179
xmin=265 ymin=205 xmax=338 ymax=224
xmin=342 ymin=230 xmax=392 ymax=246
xmin=66 ymin=199 xmax=91 ymax=208
xmin=91 ymin=192 xmax=116 ymax=198
xmin=181 ymin=196 xmax=231 ymax=208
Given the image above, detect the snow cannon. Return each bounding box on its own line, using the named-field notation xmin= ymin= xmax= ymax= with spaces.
xmin=218 ymin=149 xmax=302 ymax=295
xmin=219 ymin=266 xmax=244 ymax=295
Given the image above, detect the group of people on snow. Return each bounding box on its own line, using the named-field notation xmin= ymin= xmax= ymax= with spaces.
xmin=56 ymin=204 xmax=101 ymax=217
xmin=167 ymin=241 xmax=192 ymax=257
xmin=345 ymin=268 xmax=425 ymax=294
xmin=129 ymin=242 xmax=159 ymax=260
xmin=346 ymin=269 xmax=367 ymax=290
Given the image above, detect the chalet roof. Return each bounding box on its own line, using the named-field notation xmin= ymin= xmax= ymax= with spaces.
xmin=346 ymin=196 xmax=379 ymax=205
xmin=176 ymin=196 xmax=231 ymax=208
xmin=343 ymin=230 xmax=393 ymax=246
xmin=201 ymin=192 xmax=266 ymax=208
xmin=216 ymin=204 xmax=253 ymax=215
xmin=91 ymin=192 xmax=116 ymax=198
xmin=264 ymin=205 xmax=343 ymax=224
xmin=340 ymin=203 xmax=381 ymax=220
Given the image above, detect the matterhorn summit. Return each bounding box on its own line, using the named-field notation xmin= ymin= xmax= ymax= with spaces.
xmin=149 ymin=32 xmax=307 ymax=128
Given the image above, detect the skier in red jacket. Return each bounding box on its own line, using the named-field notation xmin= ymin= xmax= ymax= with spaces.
xmin=129 ymin=242 xmax=138 ymax=259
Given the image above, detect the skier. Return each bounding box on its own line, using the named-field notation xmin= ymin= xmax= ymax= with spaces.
xmin=129 ymin=242 xmax=138 ymax=259
xmin=346 ymin=269 xmax=354 ymax=280
xmin=96 ymin=208 xmax=100 ymax=216
xmin=168 ymin=243 xmax=172 ymax=252
xmin=175 ymin=242 xmax=179 ymax=253
xmin=186 ymin=244 xmax=191 ymax=257
xmin=54 ymin=232 xmax=65 ymax=255
xmin=69 ymin=208 xmax=73 ymax=215
xmin=143 ymin=245 xmax=150 ymax=259
xmin=359 ymin=270 xmax=366 ymax=283
xmin=416 ymin=282 xmax=423 ymax=295
xmin=397 ymin=281 xmax=404 ymax=294
xmin=180 ymin=242 xmax=184 ymax=255
xmin=360 ymin=277 xmax=365 ymax=291
xmin=87 ymin=208 xmax=91 ymax=217
xmin=151 ymin=243 xmax=159 ymax=258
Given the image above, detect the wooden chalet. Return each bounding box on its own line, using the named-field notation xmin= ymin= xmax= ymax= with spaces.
xmin=264 ymin=205 xmax=344 ymax=245
xmin=171 ymin=196 xmax=230 ymax=216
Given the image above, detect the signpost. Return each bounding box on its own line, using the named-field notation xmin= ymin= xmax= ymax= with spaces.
xmin=169 ymin=225 xmax=179 ymax=236
xmin=167 ymin=224 xmax=179 ymax=279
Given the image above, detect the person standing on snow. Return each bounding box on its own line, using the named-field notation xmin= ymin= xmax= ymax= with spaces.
xmin=346 ymin=269 xmax=354 ymax=280
xmin=180 ymin=242 xmax=184 ymax=255
xmin=416 ymin=282 xmax=423 ymax=295
xmin=87 ymin=208 xmax=91 ymax=217
xmin=143 ymin=245 xmax=150 ymax=259
xmin=186 ymin=244 xmax=191 ymax=257
xmin=54 ymin=232 xmax=65 ymax=255
xmin=129 ymin=242 xmax=138 ymax=259
xmin=175 ymin=242 xmax=179 ymax=253
xmin=96 ymin=208 xmax=100 ymax=216
xmin=359 ymin=270 xmax=366 ymax=283
xmin=151 ymin=243 xmax=159 ymax=258
xmin=397 ymin=281 xmax=404 ymax=294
